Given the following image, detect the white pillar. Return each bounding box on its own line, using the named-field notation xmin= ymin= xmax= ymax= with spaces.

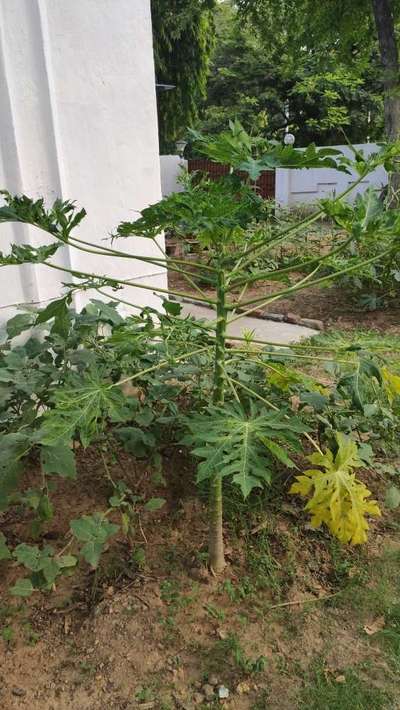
xmin=0 ymin=0 xmax=166 ymax=322
xmin=275 ymin=168 xmax=291 ymax=207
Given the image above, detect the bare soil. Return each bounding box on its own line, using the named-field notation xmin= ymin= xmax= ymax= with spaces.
xmin=168 ymin=272 xmax=400 ymax=334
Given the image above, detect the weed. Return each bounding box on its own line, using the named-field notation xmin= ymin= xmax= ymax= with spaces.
xmin=246 ymin=531 xmax=282 ymax=595
xmin=160 ymin=580 xmax=182 ymax=606
xmin=336 ymin=547 xmax=400 ymax=618
xmin=328 ymin=540 xmax=358 ymax=585
xmin=204 ymin=603 xmax=226 ymax=621
xmin=22 ymin=621 xmax=40 ymax=646
xmin=135 ymin=686 xmax=155 ymax=703
xmin=220 ymin=577 xmax=256 ymax=603
xmin=1 ymin=625 xmax=14 ymax=644
xmin=211 ymin=633 xmax=267 ymax=675
xmin=376 ymin=603 xmax=400 ymax=669
xmin=78 ymin=660 xmax=96 ymax=676
xmin=300 ymin=662 xmax=392 ymax=709
xmin=308 ymin=330 xmax=400 ymax=360
xmin=251 ymin=689 xmax=270 ymax=709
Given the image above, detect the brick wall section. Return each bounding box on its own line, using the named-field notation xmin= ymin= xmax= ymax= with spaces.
xmin=187 ymin=159 xmax=275 ymax=199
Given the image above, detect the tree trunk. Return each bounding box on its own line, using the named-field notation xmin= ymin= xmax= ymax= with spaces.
xmin=208 ymin=269 xmax=227 ymax=574
xmin=372 ymin=0 xmax=400 ymax=204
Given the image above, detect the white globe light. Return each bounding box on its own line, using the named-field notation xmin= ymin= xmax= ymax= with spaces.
xmin=284 ymin=133 xmax=295 ymax=146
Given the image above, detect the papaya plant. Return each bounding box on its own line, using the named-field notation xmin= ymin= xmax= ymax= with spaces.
xmin=1 ymin=121 xmax=400 ymax=575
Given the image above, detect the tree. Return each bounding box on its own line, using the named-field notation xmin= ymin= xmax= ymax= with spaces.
xmin=238 ymin=0 xmax=400 ymax=145
xmin=1 ymin=123 xmax=397 ymax=573
xmin=199 ymin=1 xmax=384 ymax=146
xmin=372 ymin=0 xmax=400 ymax=201
xmin=151 ymin=0 xmax=216 ymax=153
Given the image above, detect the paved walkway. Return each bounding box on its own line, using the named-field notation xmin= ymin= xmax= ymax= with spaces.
xmin=180 ymin=302 xmax=318 ymax=345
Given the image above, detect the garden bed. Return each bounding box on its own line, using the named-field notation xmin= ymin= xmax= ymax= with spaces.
xmin=1 ymin=442 xmax=400 ymax=709
xmin=168 ymin=272 xmax=400 ymax=334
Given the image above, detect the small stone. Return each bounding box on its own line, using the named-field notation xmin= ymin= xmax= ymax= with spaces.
xmin=202 ymin=684 xmax=215 ymax=699
xmin=193 ymin=693 xmax=205 ymax=705
xmin=299 ymin=317 xmax=324 ymax=331
xmin=12 ymin=688 xmax=26 ymax=697
xmin=236 ymin=682 xmax=251 ymax=695
xmin=218 ymin=686 xmax=229 ymax=700
xmin=265 ymin=312 xmax=285 ymax=322
xmin=335 ymin=675 xmax=346 ymax=684
xmin=286 ymin=312 xmax=301 ymax=324
xmin=216 ymin=628 xmax=228 ymax=640
xmin=249 ymin=308 xmax=264 ymax=318
xmin=208 ymin=674 xmax=218 ymax=686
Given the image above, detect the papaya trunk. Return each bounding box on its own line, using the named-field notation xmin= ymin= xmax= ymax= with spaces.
xmin=209 ymin=269 xmax=227 ymax=573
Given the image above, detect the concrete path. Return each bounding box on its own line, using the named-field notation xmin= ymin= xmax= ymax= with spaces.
xmin=180 ymin=302 xmax=318 ymax=345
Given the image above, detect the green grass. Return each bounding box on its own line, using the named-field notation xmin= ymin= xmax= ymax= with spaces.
xmin=332 ymin=547 xmax=400 ymax=619
xmin=205 ymin=633 xmax=267 ymax=676
xmin=307 ymin=329 xmax=400 ymax=365
xmin=377 ymin=603 xmax=400 ymax=670
xmin=300 ymin=663 xmax=392 ymax=710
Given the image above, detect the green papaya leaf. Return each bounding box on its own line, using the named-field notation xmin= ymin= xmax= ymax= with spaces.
xmin=163 ymin=299 xmax=182 ymax=316
xmin=300 ymin=391 xmax=329 ymax=412
xmin=35 ymin=295 xmax=72 ymax=339
xmin=6 ymin=313 xmax=34 ymax=339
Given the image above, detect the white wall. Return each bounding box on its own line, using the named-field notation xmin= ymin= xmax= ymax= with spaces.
xmin=276 ymin=143 xmax=387 ymax=207
xmin=160 ymin=155 xmax=188 ymax=196
xmin=0 ymin=0 xmax=167 ymax=325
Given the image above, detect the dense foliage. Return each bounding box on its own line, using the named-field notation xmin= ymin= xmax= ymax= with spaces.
xmin=237 ymin=0 xmax=400 ymax=144
xmin=152 ymin=0 xmax=216 ymax=152
xmin=199 ymin=1 xmax=385 ymax=145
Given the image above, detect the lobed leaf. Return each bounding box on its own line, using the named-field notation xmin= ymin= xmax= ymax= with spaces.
xmin=290 ymin=432 xmax=380 ymax=544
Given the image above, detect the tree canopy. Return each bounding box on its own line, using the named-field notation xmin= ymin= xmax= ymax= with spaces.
xmin=151 ymin=0 xmax=216 ymax=153
xmin=198 ymin=1 xmax=385 ymax=146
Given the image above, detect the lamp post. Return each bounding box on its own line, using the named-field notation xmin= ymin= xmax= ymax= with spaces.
xmin=176 ymin=139 xmax=187 ymax=157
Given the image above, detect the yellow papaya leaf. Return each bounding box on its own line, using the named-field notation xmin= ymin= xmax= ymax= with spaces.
xmin=382 ymin=367 xmax=400 ymax=403
xmin=290 ymin=432 xmax=380 ymax=545
xmin=267 ymin=364 xmax=304 ymax=391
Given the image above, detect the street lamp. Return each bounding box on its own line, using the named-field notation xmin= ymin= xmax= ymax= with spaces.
xmin=176 ymin=139 xmax=187 ymax=157
xmin=284 ymin=133 xmax=295 ymax=146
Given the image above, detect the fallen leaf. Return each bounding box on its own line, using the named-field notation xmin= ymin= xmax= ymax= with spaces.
xmin=363 ymin=616 xmax=385 ymax=636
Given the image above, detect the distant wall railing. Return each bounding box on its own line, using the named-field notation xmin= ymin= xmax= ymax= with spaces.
xmin=187 ymin=159 xmax=276 ymax=200
xmin=160 ymin=144 xmax=388 ymax=206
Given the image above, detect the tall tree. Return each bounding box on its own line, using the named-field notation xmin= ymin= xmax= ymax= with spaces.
xmin=200 ymin=1 xmax=384 ymax=146
xmin=237 ymin=0 xmax=400 ymax=144
xmin=372 ymin=0 xmax=400 ymax=200
xmin=151 ymin=0 xmax=216 ymax=153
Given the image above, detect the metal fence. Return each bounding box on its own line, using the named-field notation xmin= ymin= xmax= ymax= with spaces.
xmin=187 ymin=159 xmax=276 ymax=200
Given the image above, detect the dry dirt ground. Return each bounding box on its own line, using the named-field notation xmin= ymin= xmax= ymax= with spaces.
xmin=168 ymin=272 xmax=400 ymax=335
xmin=1 ymin=444 xmax=400 ymax=710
